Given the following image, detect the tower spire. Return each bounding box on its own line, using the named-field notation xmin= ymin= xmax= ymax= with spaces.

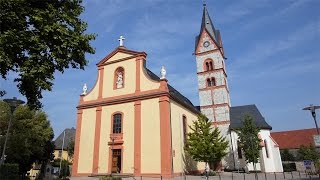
xmin=195 ymin=3 xmax=222 ymax=51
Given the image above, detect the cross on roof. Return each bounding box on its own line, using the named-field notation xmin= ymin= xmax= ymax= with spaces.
xmin=118 ymin=35 xmax=125 ymax=46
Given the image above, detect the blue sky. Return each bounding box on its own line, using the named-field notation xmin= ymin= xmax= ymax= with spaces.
xmin=1 ymin=0 xmax=319 ymax=138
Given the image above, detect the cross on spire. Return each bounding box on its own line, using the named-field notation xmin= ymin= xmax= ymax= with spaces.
xmin=118 ymin=35 xmax=125 ymax=46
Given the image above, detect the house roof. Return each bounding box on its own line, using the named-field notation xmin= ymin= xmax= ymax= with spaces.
xmin=54 ymin=128 xmax=76 ymax=150
xmin=229 ymin=104 xmax=272 ymax=130
xmin=270 ymin=128 xmax=318 ymax=149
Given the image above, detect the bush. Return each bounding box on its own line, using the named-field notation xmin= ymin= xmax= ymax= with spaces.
xmin=282 ymin=163 xmax=296 ymax=172
xmin=200 ymin=170 xmax=216 ymax=176
xmin=0 ymin=163 xmax=21 ymax=179
xmin=99 ymin=176 xmax=122 ymax=180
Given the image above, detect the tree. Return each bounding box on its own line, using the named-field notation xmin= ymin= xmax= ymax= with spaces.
xmin=281 ymin=149 xmax=295 ymax=161
xmin=297 ymin=145 xmax=320 ymax=162
xmin=236 ymin=114 xmax=261 ymax=171
xmin=0 ymin=0 xmax=96 ymax=109
xmin=185 ymin=114 xmax=229 ymax=169
xmin=0 ymin=101 xmax=54 ymax=175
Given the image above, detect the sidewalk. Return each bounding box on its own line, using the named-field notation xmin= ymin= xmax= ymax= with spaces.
xmin=70 ymin=172 xmax=320 ymax=180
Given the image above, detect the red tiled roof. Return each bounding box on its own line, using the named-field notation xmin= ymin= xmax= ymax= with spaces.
xmin=270 ymin=128 xmax=318 ymax=149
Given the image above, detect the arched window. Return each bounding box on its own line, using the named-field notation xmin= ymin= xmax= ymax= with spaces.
xmin=209 ymin=61 xmax=213 ymax=70
xmin=264 ymin=139 xmax=269 ymax=158
xmin=211 ymin=77 xmax=216 ymax=86
xmin=114 ymin=67 xmax=125 ymax=89
xmin=182 ymin=115 xmax=187 ymax=145
xmin=204 ymin=59 xmax=214 ymax=71
xmin=113 ymin=113 xmax=122 ymax=134
xmin=207 ymin=78 xmax=212 ymax=87
xmin=205 ymin=62 xmax=209 ymax=71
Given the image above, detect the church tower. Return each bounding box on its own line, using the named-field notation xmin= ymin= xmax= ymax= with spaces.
xmin=195 ymin=3 xmax=231 ymax=136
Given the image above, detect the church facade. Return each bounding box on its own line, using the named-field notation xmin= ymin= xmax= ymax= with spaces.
xmin=72 ymin=3 xmax=282 ymax=178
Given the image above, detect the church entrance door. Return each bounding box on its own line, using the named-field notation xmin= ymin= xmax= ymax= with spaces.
xmin=111 ymin=149 xmax=122 ymax=173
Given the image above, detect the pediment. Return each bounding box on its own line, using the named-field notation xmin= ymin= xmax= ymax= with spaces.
xmin=97 ymin=47 xmax=147 ymax=66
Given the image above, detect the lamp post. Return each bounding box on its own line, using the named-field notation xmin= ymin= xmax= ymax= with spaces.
xmin=303 ymin=104 xmax=320 ymax=135
xmin=0 ymin=97 xmax=25 ymax=165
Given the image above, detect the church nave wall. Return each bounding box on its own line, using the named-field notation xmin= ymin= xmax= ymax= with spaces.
xmin=77 ymin=108 xmax=96 ymax=173
xmin=141 ymin=98 xmax=161 ymax=173
xmin=170 ymin=101 xmax=200 ymax=173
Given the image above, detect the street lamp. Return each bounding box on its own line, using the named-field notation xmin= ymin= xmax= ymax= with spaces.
xmin=303 ymin=104 xmax=320 ymax=135
xmin=0 ymin=97 xmax=25 ymax=165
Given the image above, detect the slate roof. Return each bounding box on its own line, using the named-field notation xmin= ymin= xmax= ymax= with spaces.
xmin=271 ymin=128 xmax=318 ymax=149
xmin=229 ymin=104 xmax=272 ymax=130
xmin=54 ymin=128 xmax=76 ymax=150
xmin=146 ymin=68 xmax=199 ymax=114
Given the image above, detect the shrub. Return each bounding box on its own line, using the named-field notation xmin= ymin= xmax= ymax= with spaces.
xmin=0 ymin=163 xmax=20 ymax=179
xmin=282 ymin=163 xmax=296 ymax=172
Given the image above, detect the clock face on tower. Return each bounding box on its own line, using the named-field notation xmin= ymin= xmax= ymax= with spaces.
xmin=203 ymin=41 xmax=210 ymax=48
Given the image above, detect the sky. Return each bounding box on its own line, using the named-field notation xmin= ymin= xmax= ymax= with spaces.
xmin=1 ymin=0 xmax=319 ymax=138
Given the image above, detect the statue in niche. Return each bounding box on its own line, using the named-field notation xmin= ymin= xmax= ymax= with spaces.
xmin=116 ymin=71 xmax=123 ymax=88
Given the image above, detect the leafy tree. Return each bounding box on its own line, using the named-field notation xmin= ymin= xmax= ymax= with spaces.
xmin=281 ymin=149 xmax=295 ymax=161
xmin=185 ymin=114 xmax=229 ymax=169
xmin=68 ymin=140 xmax=75 ymax=160
xmin=236 ymin=114 xmax=261 ymax=169
xmin=0 ymin=0 xmax=96 ymax=109
xmin=297 ymin=145 xmax=320 ymax=162
xmin=0 ymin=90 xmax=5 ymax=97
xmin=0 ymin=101 xmax=54 ymax=175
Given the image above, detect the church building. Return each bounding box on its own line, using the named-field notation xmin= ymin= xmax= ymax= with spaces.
xmin=72 ymin=3 xmax=282 ymax=178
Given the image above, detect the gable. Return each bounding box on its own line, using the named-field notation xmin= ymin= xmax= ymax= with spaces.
xmin=97 ymin=47 xmax=147 ymax=66
xmin=106 ymin=52 xmax=133 ymax=63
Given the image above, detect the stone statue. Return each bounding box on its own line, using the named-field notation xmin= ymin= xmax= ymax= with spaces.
xmin=160 ymin=66 xmax=166 ymax=79
xmin=82 ymin=83 xmax=87 ymax=95
xmin=116 ymin=72 xmax=123 ymax=88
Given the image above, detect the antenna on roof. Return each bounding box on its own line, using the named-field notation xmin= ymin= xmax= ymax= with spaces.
xmin=203 ymin=0 xmax=206 ymax=6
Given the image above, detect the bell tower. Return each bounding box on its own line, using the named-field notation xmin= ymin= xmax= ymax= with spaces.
xmin=194 ymin=3 xmax=231 ymax=136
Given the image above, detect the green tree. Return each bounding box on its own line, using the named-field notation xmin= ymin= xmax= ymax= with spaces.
xmin=297 ymin=145 xmax=320 ymax=162
xmin=0 ymin=0 xmax=96 ymax=109
xmin=185 ymin=114 xmax=228 ymax=169
xmin=281 ymin=149 xmax=295 ymax=161
xmin=59 ymin=159 xmax=70 ymax=178
xmin=0 ymin=101 xmax=54 ymax=175
xmin=236 ymin=114 xmax=261 ymax=170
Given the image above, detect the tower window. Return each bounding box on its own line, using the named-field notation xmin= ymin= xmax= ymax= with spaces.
xmin=204 ymin=59 xmax=214 ymax=71
xmin=209 ymin=62 xmax=213 ymax=70
xmin=113 ymin=113 xmax=122 ymax=134
xmin=207 ymin=78 xmax=212 ymax=87
xmin=206 ymin=62 xmax=209 ymax=71
xmin=207 ymin=77 xmax=216 ymax=87
xmin=211 ymin=77 xmax=216 ymax=86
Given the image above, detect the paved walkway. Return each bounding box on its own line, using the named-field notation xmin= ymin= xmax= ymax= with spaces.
xmin=70 ymin=172 xmax=320 ymax=180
